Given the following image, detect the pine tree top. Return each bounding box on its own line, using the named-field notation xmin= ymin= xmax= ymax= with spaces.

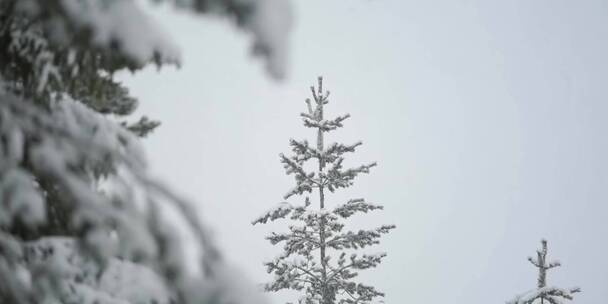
xmin=507 ymin=239 xmax=580 ymax=304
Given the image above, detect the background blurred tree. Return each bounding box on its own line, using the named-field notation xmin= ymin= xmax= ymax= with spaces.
xmin=0 ymin=0 xmax=292 ymax=303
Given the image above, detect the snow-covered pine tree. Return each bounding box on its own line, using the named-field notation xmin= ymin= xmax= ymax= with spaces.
xmin=507 ymin=239 xmax=581 ymax=304
xmin=253 ymin=76 xmax=395 ymax=304
xmin=0 ymin=0 xmax=292 ymax=303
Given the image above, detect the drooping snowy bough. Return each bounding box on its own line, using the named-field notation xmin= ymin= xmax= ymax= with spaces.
xmin=0 ymin=0 xmax=292 ymax=303
xmin=507 ymin=239 xmax=580 ymax=304
xmin=253 ymin=77 xmax=395 ymax=304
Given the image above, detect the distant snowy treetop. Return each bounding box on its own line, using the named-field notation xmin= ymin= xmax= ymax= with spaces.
xmin=506 ymin=239 xmax=580 ymax=304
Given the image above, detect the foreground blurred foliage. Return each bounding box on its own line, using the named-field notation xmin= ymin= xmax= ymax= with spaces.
xmin=0 ymin=0 xmax=291 ymax=303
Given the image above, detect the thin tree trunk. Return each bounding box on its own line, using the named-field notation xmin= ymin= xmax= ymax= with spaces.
xmin=317 ymin=92 xmax=329 ymax=304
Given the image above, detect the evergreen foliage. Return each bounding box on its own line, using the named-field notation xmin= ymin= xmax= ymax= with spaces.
xmin=0 ymin=0 xmax=292 ymax=303
xmin=253 ymin=77 xmax=395 ymax=304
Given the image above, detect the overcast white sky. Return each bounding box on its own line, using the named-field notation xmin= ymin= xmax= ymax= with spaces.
xmin=118 ymin=1 xmax=608 ymax=303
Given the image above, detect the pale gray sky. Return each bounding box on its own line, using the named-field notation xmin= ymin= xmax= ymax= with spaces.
xmin=118 ymin=1 xmax=608 ymax=303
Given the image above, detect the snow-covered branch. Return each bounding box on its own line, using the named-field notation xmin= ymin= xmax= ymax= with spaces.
xmin=302 ymin=114 xmax=351 ymax=132
xmin=325 ymin=159 xmax=377 ymax=192
xmin=280 ymin=153 xmax=317 ymax=199
xmin=9 ymin=0 xmax=292 ymax=79
xmin=252 ymin=202 xmax=295 ymax=225
xmin=264 ymin=256 xmax=322 ymax=292
xmin=507 ymin=286 xmax=581 ymax=304
xmin=0 ymin=92 xmax=247 ymax=303
xmin=288 ymin=139 xmax=321 ymax=163
xmin=327 ymin=226 xmax=395 ymax=250
xmin=333 ymin=199 xmax=383 ymax=218
xmin=322 ymin=141 xmax=362 ymax=163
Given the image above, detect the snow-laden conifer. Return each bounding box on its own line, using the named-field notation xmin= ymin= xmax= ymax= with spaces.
xmin=507 ymin=239 xmax=581 ymax=304
xmin=253 ymin=77 xmax=395 ymax=304
xmin=0 ymin=0 xmax=292 ymax=303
